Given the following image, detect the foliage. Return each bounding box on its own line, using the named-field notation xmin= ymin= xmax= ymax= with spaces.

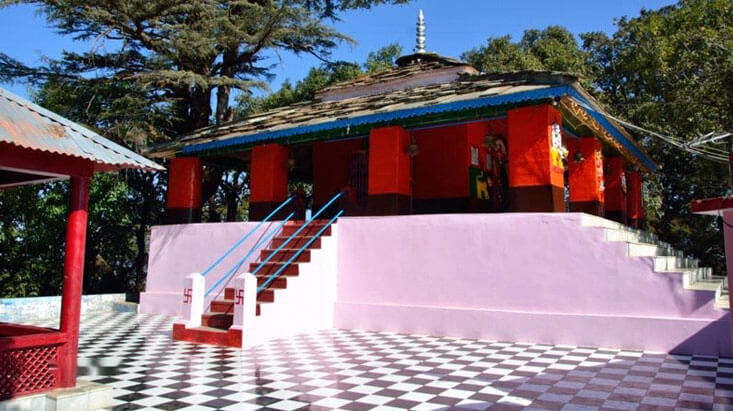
xmin=581 ymin=0 xmax=733 ymax=274
xmin=462 ymin=26 xmax=589 ymax=77
xmin=0 ymin=0 xmax=409 ymax=297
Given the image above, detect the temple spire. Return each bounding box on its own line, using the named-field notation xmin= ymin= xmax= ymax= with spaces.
xmin=415 ymin=9 xmax=426 ymax=53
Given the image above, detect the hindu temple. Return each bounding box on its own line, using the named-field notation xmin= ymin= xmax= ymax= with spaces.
xmin=147 ymin=16 xmax=652 ymax=228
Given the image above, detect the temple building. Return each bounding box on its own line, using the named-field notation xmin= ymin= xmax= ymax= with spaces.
xmin=147 ymin=19 xmax=653 ymax=226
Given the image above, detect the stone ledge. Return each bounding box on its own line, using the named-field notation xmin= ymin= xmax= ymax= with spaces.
xmin=0 ymin=380 xmax=113 ymax=411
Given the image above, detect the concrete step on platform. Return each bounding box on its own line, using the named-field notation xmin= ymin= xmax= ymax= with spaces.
xmin=626 ymin=242 xmax=683 ymax=257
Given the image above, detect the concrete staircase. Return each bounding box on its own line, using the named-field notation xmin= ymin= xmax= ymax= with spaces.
xmin=582 ymin=214 xmax=729 ymax=310
xmin=172 ymin=220 xmax=333 ymax=347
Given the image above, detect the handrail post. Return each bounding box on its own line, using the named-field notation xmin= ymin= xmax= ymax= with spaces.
xmin=180 ymin=273 xmax=204 ymax=328
xmin=231 ymin=273 xmax=256 ymax=337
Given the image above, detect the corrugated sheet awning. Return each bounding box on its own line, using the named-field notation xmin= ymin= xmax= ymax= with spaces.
xmin=0 ymin=87 xmax=163 ymax=171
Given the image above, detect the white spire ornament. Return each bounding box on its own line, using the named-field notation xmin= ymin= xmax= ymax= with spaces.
xmin=415 ymin=9 xmax=426 ymax=53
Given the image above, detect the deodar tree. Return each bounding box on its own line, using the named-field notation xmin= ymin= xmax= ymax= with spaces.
xmin=0 ymin=0 xmax=410 ymax=298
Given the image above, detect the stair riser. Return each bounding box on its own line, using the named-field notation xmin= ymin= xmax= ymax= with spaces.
xmin=224 ymin=288 xmax=235 ymax=300
xmin=271 ymin=237 xmax=321 ymax=249
xmin=627 ymin=243 xmax=681 ymax=257
xmin=201 ymin=314 xmax=233 ymax=329
xmin=257 ymin=276 xmax=287 ymax=289
xmin=258 ymin=290 xmax=274 ymax=303
xmin=653 ymin=257 xmax=699 ymax=272
xmin=281 ymin=225 xmax=331 ymax=237
xmin=259 ymin=249 xmax=310 ymax=263
xmin=250 ymin=263 xmax=299 ymax=276
xmin=210 ymin=301 xmax=233 ymax=313
xmin=605 ymin=229 xmax=659 ymax=244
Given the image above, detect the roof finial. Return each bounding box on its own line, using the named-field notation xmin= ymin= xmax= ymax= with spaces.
xmin=415 ymin=9 xmax=426 ymax=53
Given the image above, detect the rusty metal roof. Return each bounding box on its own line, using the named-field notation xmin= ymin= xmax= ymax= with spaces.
xmin=0 ymin=87 xmax=163 ymax=171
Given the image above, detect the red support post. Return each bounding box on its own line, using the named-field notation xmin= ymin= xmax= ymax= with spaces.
xmin=506 ymin=105 xmax=565 ymax=212
xmin=165 ymin=157 xmax=203 ymax=224
xmin=59 ymin=175 xmax=90 ymax=388
xmin=249 ymin=143 xmax=289 ymax=220
xmin=568 ymin=137 xmax=605 ymax=216
xmin=367 ymin=126 xmax=411 ymax=215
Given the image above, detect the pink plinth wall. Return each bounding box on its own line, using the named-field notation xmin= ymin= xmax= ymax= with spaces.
xmin=140 ymin=221 xmax=270 ymax=316
xmin=141 ymin=213 xmax=730 ymax=355
xmin=334 ymin=214 xmax=731 ymax=355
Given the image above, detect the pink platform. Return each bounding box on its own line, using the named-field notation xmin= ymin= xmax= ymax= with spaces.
xmin=140 ymin=213 xmax=731 ymax=355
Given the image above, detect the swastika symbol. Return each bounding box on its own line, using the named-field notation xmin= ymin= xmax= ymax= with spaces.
xmin=235 ymin=289 xmax=244 ymax=305
xmin=183 ymin=288 xmax=192 ymax=304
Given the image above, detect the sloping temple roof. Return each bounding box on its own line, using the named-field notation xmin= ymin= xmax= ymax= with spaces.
xmin=147 ymin=57 xmax=655 ymax=172
xmin=0 ymin=87 xmax=162 ymax=172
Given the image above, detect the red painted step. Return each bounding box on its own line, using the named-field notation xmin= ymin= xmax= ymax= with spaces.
xmin=259 ymin=248 xmax=311 ymax=263
xmin=224 ymin=288 xmax=235 ymax=300
xmin=271 ymin=236 xmax=321 ymax=249
xmin=172 ymin=323 xmax=241 ymax=347
xmin=201 ymin=313 xmax=233 ymax=329
xmin=256 ymin=276 xmax=287 ymax=289
xmin=250 ymin=262 xmax=299 ymax=276
xmin=281 ymin=224 xmax=331 ymax=237
xmin=258 ymin=289 xmax=275 ymax=303
xmin=210 ymin=299 xmax=234 ymax=313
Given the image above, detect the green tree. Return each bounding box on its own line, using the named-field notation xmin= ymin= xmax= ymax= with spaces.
xmin=461 ymin=26 xmax=588 ymax=76
xmin=0 ymin=1 xmax=409 ymax=298
xmin=582 ymin=0 xmax=733 ymax=274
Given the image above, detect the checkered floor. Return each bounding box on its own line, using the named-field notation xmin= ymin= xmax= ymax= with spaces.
xmin=36 ymin=312 xmax=733 ymax=410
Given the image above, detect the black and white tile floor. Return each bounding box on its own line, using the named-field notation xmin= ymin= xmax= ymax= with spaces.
xmin=47 ymin=312 xmax=733 ymax=410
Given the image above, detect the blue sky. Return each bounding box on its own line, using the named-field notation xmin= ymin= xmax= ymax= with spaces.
xmin=0 ymin=0 xmax=675 ymax=99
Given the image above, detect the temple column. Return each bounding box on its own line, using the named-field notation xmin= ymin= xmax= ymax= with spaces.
xmin=604 ymin=157 xmax=628 ymax=224
xmin=568 ymin=137 xmax=605 ymax=216
xmin=249 ymin=143 xmax=289 ymax=220
xmin=507 ymin=105 xmax=565 ymax=212
xmin=367 ymin=126 xmax=411 ymax=215
xmin=626 ymin=171 xmax=643 ymax=228
xmin=59 ymin=175 xmax=89 ymax=387
xmin=165 ymin=157 xmax=202 ymax=224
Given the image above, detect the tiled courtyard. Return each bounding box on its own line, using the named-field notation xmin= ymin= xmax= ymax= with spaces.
xmin=40 ymin=312 xmax=733 ymax=410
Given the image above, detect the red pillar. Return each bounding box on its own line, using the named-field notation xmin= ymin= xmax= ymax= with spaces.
xmin=59 ymin=175 xmax=90 ymax=388
xmin=165 ymin=157 xmax=202 ymax=224
xmin=367 ymin=126 xmax=411 ymax=215
xmin=507 ymin=105 xmax=565 ymax=212
xmin=568 ymin=137 xmax=605 ymax=216
xmin=627 ymin=171 xmax=643 ymax=228
xmin=604 ymin=157 xmax=628 ymax=224
xmin=250 ymin=143 xmax=289 ymax=220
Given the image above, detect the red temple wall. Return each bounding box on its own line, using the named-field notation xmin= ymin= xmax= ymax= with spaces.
xmin=411 ymin=119 xmax=506 ymax=201
xmin=411 ymin=125 xmax=469 ymax=200
xmin=312 ymin=138 xmax=364 ymax=206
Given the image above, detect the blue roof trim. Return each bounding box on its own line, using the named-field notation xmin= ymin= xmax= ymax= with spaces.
xmin=181 ymin=86 xmax=570 ymax=155
xmin=567 ymin=88 xmax=656 ymax=171
xmin=182 ymin=84 xmax=655 ymax=172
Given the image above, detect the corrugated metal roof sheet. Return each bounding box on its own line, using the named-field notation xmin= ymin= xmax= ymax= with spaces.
xmin=0 ymin=87 xmax=163 ymax=171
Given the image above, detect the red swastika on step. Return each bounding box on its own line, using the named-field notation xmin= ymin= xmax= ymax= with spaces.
xmin=236 ymin=289 xmax=244 ymax=305
xmin=183 ymin=288 xmax=192 ymax=304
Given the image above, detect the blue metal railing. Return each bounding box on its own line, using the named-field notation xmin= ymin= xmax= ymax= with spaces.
xmin=201 ymin=196 xmax=294 ymax=277
xmin=257 ymin=210 xmax=343 ymax=293
xmin=205 ymin=212 xmax=295 ymax=296
xmin=251 ymin=191 xmax=344 ymax=287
